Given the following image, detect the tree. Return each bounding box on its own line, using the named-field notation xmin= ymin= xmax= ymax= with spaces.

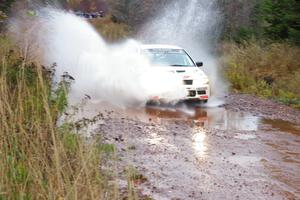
xmin=107 ymin=0 xmax=171 ymax=29
xmin=0 ymin=0 xmax=15 ymax=31
xmin=218 ymin=0 xmax=261 ymax=41
xmin=260 ymin=0 xmax=300 ymax=45
xmin=0 ymin=0 xmax=16 ymax=13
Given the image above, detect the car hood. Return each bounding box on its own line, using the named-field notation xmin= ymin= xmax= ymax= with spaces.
xmin=150 ymin=66 xmax=208 ymax=80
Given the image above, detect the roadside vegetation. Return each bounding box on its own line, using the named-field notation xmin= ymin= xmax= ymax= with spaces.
xmin=0 ymin=35 xmax=141 ymax=199
xmin=222 ymin=41 xmax=300 ymax=108
xmin=0 ymin=2 xmax=137 ymax=199
xmin=221 ymin=0 xmax=300 ymax=108
xmin=0 ymin=0 xmax=299 ymax=198
xmin=91 ymin=16 xmax=132 ymax=42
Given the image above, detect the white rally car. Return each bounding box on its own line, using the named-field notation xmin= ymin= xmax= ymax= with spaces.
xmin=141 ymin=44 xmax=210 ymax=103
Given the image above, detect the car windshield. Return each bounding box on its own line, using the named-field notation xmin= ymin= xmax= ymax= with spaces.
xmin=143 ymin=48 xmax=195 ymax=67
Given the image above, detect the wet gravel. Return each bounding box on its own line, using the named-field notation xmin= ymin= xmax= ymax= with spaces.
xmin=225 ymin=94 xmax=300 ymax=124
xmin=94 ymin=94 xmax=300 ymax=200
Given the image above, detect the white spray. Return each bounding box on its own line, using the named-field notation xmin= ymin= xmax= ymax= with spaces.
xmin=11 ymin=0 xmax=227 ymax=110
xmin=139 ymin=0 xmax=228 ymax=106
xmin=10 ymin=9 xmax=187 ymax=108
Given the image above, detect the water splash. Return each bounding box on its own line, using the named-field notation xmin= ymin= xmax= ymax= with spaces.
xmin=139 ymin=0 xmax=228 ymax=107
xmin=10 ymin=8 xmax=187 ymax=108
xmin=10 ymin=0 xmax=228 ymax=109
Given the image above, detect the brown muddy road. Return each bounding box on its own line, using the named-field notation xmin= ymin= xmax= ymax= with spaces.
xmin=91 ymin=94 xmax=300 ymax=200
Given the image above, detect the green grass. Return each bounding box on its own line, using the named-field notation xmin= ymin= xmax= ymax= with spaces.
xmin=222 ymin=40 xmax=300 ymax=108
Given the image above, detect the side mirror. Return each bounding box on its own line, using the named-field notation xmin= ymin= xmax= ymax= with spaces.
xmin=196 ymin=62 xmax=203 ymax=67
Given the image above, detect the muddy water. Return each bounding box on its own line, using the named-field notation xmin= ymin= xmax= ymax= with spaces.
xmin=143 ymin=105 xmax=261 ymax=131
xmin=262 ymin=119 xmax=300 ymax=136
xmin=81 ymin=102 xmax=300 ymax=199
xmin=122 ymin=104 xmax=299 ymax=134
xmin=134 ymin=105 xmax=300 ymax=199
xmin=77 ymin=100 xmax=298 ymax=135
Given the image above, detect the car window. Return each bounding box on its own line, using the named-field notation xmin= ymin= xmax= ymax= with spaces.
xmin=143 ymin=49 xmax=195 ymax=67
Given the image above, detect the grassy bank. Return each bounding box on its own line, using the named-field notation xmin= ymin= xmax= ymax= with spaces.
xmin=222 ymin=40 xmax=300 ymax=108
xmin=0 ymin=35 xmax=131 ymax=199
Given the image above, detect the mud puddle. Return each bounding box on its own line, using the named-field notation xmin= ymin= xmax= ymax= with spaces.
xmin=124 ymin=104 xmax=299 ymax=134
xmin=75 ymin=100 xmax=299 ymax=135
xmin=262 ymin=119 xmax=300 ymax=136
xmin=135 ymin=105 xmax=300 ymax=199
xmin=79 ymin=100 xmax=300 ymax=199
xmin=143 ymin=105 xmax=261 ymax=131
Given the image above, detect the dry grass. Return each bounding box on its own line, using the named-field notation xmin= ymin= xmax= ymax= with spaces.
xmin=0 ymin=36 xmax=137 ymax=200
xmin=222 ymin=40 xmax=300 ymax=108
xmin=91 ymin=16 xmax=132 ymax=42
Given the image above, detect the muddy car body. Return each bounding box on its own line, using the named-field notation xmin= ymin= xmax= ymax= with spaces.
xmin=141 ymin=44 xmax=210 ymax=103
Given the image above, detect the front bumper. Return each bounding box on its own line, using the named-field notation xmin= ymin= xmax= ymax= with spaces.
xmin=184 ymin=83 xmax=210 ymax=101
xmin=147 ymin=82 xmax=210 ymax=104
xmin=186 ymin=85 xmax=210 ymax=101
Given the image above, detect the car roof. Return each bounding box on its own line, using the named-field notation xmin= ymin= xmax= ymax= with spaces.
xmin=141 ymin=44 xmax=183 ymax=50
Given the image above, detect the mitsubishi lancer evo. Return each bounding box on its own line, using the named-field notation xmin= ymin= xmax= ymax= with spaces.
xmin=141 ymin=44 xmax=210 ymax=103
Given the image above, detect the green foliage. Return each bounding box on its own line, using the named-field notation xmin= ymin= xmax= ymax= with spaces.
xmin=223 ymin=40 xmax=300 ymax=108
xmin=98 ymin=143 xmax=116 ymax=154
xmin=59 ymin=124 xmax=80 ymax=153
xmin=0 ymin=0 xmax=13 ymax=31
xmin=233 ymin=27 xmax=256 ymax=43
xmin=218 ymin=0 xmax=261 ymax=41
xmin=259 ymin=0 xmax=300 ymax=45
xmin=0 ymin=11 xmax=7 ymax=20
xmin=218 ymin=0 xmax=300 ymax=46
xmin=51 ymin=73 xmax=72 ymax=115
xmin=53 ymin=82 xmax=69 ymax=113
xmin=0 ymin=0 xmax=15 ymax=13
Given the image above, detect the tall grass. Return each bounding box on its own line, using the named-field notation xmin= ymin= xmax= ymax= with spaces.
xmin=0 ymin=36 xmax=124 ymax=199
xmin=222 ymin=40 xmax=300 ymax=108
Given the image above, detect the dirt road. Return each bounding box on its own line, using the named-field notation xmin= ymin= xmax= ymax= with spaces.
xmin=94 ymin=94 xmax=300 ymax=200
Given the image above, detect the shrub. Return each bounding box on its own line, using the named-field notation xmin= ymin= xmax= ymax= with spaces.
xmin=91 ymin=16 xmax=132 ymax=42
xmin=222 ymin=40 xmax=300 ymax=108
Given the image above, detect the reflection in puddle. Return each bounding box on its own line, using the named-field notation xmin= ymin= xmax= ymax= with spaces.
xmin=192 ymin=128 xmax=207 ymax=158
xmin=75 ymin=101 xmax=299 ymax=135
xmin=262 ymin=119 xmax=300 ymax=136
xmin=143 ymin=105 xmax=299 ymax=135
xmin=76 ymin=101 xmax=261 ymax=131
xmin=145 ymin=106 xmax=261 ymax=131
xmin=145 ymin=106 xmax=197 ymax=119
xmin=205 ymin=108 xmax=260 ymax=131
